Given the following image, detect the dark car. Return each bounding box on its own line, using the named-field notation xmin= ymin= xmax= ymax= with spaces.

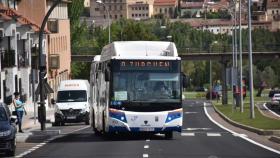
xmin=0 ymin=103 xmax=17 ymax=156
xmin=206 ymin=91 xmax=220 ymax=100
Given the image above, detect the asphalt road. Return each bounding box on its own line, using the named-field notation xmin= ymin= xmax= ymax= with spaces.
xmin=20 ymin=100 xmax=279 ymax=158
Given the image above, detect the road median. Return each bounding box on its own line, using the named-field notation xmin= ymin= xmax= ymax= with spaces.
xmin=212 ymin=103 xmax=280 ymax=137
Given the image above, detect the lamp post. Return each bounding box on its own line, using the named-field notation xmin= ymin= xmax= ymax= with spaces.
xmin=239 ymin=0 xmax=244 ymax=112
xmin=209 ymin=41 xmax=218 ymax=100
xmin=247 ymin=0 xmax=255 ymax=118
xmin=96 ymin=0 xmax=111 ymax=44
xmin=38 ymin=0 xmax=62 ymax=131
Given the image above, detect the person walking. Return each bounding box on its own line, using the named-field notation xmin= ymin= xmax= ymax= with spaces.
xmin=12 ymin=92 xmax=26 ymax=133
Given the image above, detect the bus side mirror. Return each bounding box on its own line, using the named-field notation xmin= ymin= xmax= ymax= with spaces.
xmin=105 ymin=68 xmax=110 ymax=82
xmin=181 ymin=73 xmax=188 ymax=88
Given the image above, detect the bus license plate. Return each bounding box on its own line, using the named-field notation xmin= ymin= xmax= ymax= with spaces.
xmin=139 ymin=127 xmax=155 ymax=132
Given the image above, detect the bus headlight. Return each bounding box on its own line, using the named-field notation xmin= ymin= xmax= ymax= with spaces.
xmin=109 ymin=108 xmax=127 ymax=123
xmin=165 ymin=109 xmax=182 ymax=123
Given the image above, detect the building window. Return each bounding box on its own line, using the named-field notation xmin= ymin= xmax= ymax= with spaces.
xmin=109 ymin=5 xmax=111 ymax=10
xmin=120 ymin=14 xmax=123 ymax=18
xmin=115 ymin=15 xmax=118 ymax=19
xmin=160 ymin=8 xmax=162 ymax=13
xmin=132 ymin=7 xmax=134 ymax=10
xmin=165 ymin=8 xmax=167 ymax=13
xmin=114 ymin=5 xmax=116 ymax=10
xmin=272 ymin=10 xmax=274 ymax=14
xmin=139 ymin=14 xmax=141 ymax=17
xmin=277 ymin=10 xmax=279 ymax=14
xmin=95 ymin=8 xmax=99 ymax=11
xmin=132 ymin=14 xmax=134 ymax=17
xmin=146 ymin=6 xmax=148 ymax=10
xmin=120 ymin=0 xmax=122 ymax=2
xmin=114 ymin=0 xmax=116 ymax=2
xmin=120 ymin=5 xmax=123 ymax=10
xmin=135 ymin=7 xmax=138 ymax=10
xmin=146 ymin=13 xmax=148 ymax=17
xmin=142 ymin=7 xmax=145 ymax=10
xmin=139 ymin=7 xmax=141 ymax=10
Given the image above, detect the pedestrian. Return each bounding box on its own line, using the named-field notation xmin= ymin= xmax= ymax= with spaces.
xmin=12 ymin=92 xmax=26 ymax=133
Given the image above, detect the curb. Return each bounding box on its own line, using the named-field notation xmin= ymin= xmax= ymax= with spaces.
xmin=212 ymin=104 xmax=280 ymax=136
xmin=269 ymin=136 xmax=280 ymax=144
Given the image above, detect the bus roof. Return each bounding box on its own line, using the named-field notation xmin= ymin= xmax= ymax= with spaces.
xmin=100 ymin=41 xmax=180 ymax=61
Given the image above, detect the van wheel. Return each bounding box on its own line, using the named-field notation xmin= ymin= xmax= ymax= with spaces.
xmin=102 ymin=113 xmax=106 ymax=134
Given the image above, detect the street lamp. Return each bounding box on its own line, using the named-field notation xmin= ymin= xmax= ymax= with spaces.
xmin=96 ymin=0 xmax=111 ymax=44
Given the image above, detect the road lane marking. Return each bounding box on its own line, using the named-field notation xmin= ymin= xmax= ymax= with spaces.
xmin=144 ymin=145 xmax=149 ymax=149
xmin=143 ymin=154 xmax=149 ymax=157
xmin=233 ymin=133 xmax=248 ymax=137
xmin=207 ymin=133 xmax=221 ymax=137
xmin=184 ymin=112 xmax=198 ymax=114
xmin=146 ymin=139 xmax=150 ymax=142
xmin=183 ymin=128 xmax=211 ymax=131
xmin=263 ymin=103 xmax=280 ymax=118
xmin=181 ymin=132 xmax=195 ymax=136
xmin=203 ymin=102 xmax=280 ymax=154
xmin=15 ymin=125 xmax=91 ymax=158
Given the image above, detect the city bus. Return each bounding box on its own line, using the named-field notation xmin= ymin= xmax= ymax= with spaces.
xmin=89 ymin=41 xmax=186 ymax=139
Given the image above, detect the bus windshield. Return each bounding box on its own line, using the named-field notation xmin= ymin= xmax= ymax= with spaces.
xmin=57 ymin=90 xmax=87 ymax=102
xmin=112 ymin=72 xmax=180 ymax=102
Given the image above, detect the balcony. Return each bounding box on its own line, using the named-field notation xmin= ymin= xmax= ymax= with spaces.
xmin=18 ymin=51 xmax=30 ymax=68
xmin=1 ymin=50 xmax=16 ymax=68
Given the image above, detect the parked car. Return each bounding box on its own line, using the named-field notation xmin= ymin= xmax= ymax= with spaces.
xmin=195 ymin=87 xmax=207 ymax=92
xmin=206 ymin=91 xmax=220 ymax=100
xmin=269 ymin=93 xmax=280 ymax=109
xmin=0 ymin=103 xmax=17 ymax=156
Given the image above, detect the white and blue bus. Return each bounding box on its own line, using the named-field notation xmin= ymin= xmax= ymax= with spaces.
xmin=89 ymin=41 xmax=186 ymax=139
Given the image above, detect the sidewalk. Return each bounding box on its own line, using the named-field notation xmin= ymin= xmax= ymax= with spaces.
xmin=16 ymin=106 xmax=55 ymax=143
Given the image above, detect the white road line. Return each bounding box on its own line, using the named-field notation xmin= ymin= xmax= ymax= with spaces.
xmin=207 ymin=133 xmax=221 ymax=137
xmin=144 ymin=145 xmax=149 ymax=149
xmin=233 ymin=133 xmax=248 ymax=137
xmin=184 ymin=112 xmax=198 ymax=114
xmin=15 ymin=125 xmax=91 ymax=158
xmin=203 ymin=102 xmax=280 ymax=154
xmin=143 ymin=154 xmax=149 ymax=158
xmin=183 ymin=128 xmax=211 ymax=131
xmin=181 ymin=132 xmax=195 ymax=136
xmin=263 ymin=103 xmax=280 ymax=118
xmin=146 ymin=139 xmax=150 ymax=142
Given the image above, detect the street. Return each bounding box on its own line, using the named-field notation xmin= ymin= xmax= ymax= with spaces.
xmin=13 ymin=100 xmax=279 ymax=158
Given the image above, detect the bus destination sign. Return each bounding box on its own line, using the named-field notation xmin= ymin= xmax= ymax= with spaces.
xmin=119 ymin=60 xmax=171 ymax=71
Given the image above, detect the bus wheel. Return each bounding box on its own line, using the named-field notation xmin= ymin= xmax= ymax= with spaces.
xmin=102 ymin=113 xmax=106 ymax=134
xmin=165 ymin=132 xmax=173 ymax=139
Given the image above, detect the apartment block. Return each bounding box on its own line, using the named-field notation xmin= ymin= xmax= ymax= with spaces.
xmin=128 ymin=0 xmax=154 ymax=20
xmin=0 ymin=0 xmax=71 ymax=108
xmin=153 ymin=0 xmax=177 ymax=18
xmin=0 ymin=2 xmax=44 ymax=106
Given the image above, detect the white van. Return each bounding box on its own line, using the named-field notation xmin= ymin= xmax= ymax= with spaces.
xmin=52 ymin=80 xmax=90 ymax=126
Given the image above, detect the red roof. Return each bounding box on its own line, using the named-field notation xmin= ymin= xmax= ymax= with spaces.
xmin=154 ymin=0 xmax=177 ymax=6
xmin=0 ymin=4 xmax=49 ymax=33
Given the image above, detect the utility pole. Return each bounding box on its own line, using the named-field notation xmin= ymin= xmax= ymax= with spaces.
xmin=239 ymin=0 xmax=244 ymax=112
xmin=38 ymin=0 xmax=62 ymax=131
xmin=247 ymin=0 xmax=255 ymax=118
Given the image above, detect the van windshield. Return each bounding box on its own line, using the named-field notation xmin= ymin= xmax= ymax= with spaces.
xmin=57 ymin=90 xmax=87 ymax=102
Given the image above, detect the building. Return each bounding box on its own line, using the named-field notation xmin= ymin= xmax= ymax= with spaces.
xmin=0 ymin=2 xmax=44 ymax=105
xmin=128 ymin=0 xmax=154 ymax=20
xmin=90 ymin=0 xmax=127 ymax=27
xmin=265 ymin=0 xmax=280 ymax=31
xmin=153 ymin=0 xmax=177 ymax=18
xmin=0 ymin=0 xmax=71 ymax=108
xmin=171 ymin=19 xmax=272 ymax=35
